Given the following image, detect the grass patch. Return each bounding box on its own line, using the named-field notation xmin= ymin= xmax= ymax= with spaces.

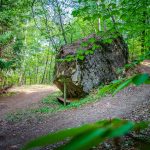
xmin=5 ymin=110 xmax=36 ymax=122
xmin=0 ymin=92 xmax=16 ymax=97
xmin=39 ymin=90 xmax=103 ymax=112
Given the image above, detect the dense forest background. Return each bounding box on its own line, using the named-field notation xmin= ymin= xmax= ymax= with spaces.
xmin=0 ymin=0 xmax=149 ymax=87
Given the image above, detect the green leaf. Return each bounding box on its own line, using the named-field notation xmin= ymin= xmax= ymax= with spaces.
xmin=111 ymin=79 xmax=123 ymax=84
xmin=57 ymin=128 xmax=108 ymax=150
xmin=57 ymin=120 xmax=112 ymax=150
xmin=89 ymin=50 xmax=94 ymax=55
xmin=78 ymin=55 xmax=85 ymax=60
xmin=144 ymin=78 xmax=150 ymax=84
xmin=58 ymin=119 xmax=134 ymax=150
xmin=77 ymin=49 xmax=85 ymax=54
xmin=22 ymin=123 xmax=104 ymax=150
xmin=132 ymin=73 xmax=149 ymax=86
xmin=133 ymin=121 xmax=149 ymax=131
xmin=81 ymin=42 xmax=88 ymax=47
xmin=72 ymin=10 xmax=79 ymax=17
xmin=112 ymin=78 xmax=133 ymax=96
xmin=109 ymin=121 xmax=134 ymax=138
xmin=88 ymin=38 xmax=95 ymax=43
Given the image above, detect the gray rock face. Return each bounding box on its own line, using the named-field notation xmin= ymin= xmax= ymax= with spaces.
xmin=54 ymin=34 xmax=128 ymax=98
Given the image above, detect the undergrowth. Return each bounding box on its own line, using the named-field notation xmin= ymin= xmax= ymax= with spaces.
xmin=0 ymin=92 xmax=16 ymax=97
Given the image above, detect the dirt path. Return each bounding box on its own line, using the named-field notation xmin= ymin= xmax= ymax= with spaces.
xmin=0 ymin=85 xmax=58 ymax=118
xmin=0 ymin=84 xmax=150 ymax=150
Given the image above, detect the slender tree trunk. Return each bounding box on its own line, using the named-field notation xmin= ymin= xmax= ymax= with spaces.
xmin=141 ymin=11 xmax=147 ymax=54
xmin=97 ymin=0 xmax=102 ymax=32
xmin=98 ymin=18 xmax=101 ymax=31
xmin=29 ymin=71 xmax=32 ymax=85
xmin=55 ymin=0 xmax=67 ymax=44
xmin=24 ymin=75 xmax=26 ymax=85
xmin=48 ymin=55 xmax=54 ymax=83
xmin=36 ymin=54 xmax=39 ymax=84
xmin=36 ymin=67 xmax=39 ymax=83
xmin=0 ymin=47 xmax=2 ymax=57
xmin=41 ymin=52 xmax=49 ymax=84
xmin=70 ymin=32 xmax=73 ymax=43
xmin=107 ymin=8 xmax=118 ymax=32
xmin=19 ymin=70 xmax=24 ymax=86
xmin=63 ymin=80 xmax=67 ymax=106
xmin=0 ymin=0 xmax=3 ymax=8
xmin=39 ymin=0 xmax=59 ymax=52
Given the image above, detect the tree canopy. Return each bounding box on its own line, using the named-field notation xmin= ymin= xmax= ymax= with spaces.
xmin=0 ymin=0 xmax=149 ymax=87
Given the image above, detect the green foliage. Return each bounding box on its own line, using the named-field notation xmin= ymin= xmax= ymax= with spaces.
xmin=98 ymin=79 xmax=122 ymax=96
xmin=0 ymin=0 xmax=58 ymax=87
xmin=132 ymin=74 xmax=149 ymax=86
xmin=113 ymin=73 xmax=149 ymax=95
xmin=58 ymin=39 xmax=102 ymax=63
xmin=0 ymin=58 xmax=15 ymax=70
xmin=1 ymin=0 xmax=149 ymax=87
xmin=22 ymin=119 xmax=149 ymax=150
xmin=112 ymin=78 xmax=132 ymax=95
xmin=125 ymin=52 xmax=150 ymax=70
xmin=72 ymin=0 xmax=149 ymax=56
xmin=98 ymin=73 xmax=150 ymax=97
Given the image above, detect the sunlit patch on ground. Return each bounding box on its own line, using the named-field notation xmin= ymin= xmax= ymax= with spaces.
xmin=8 ymin=84 xmax=59 ymax=94
xmin=141 ymin=60 xmax=150 ymax=67
xmin=139 ymin=60 xmax=150 ymax=74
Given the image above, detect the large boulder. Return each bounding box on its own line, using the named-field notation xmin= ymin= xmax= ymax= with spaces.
xmin=54 ymin=34 xmax=128 ymax=98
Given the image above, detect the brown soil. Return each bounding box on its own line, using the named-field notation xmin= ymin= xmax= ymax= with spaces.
xmin=0 ymin=61 xmax=149 ymax=150
xmin=0 ymin=85 xmax=58 ymax=119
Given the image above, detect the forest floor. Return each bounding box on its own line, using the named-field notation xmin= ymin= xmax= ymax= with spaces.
xmin=0 ymin=60 xmax=150 ymax=150
xmin=0 ymin=85 xmax=59 ymax=118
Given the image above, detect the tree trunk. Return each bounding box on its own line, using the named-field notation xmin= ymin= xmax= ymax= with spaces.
xmin=141 ymin=11 xmax=147 ymax=54
xmin=55 ymin=0 xmax=67 ymax=44
xmin=41 ymin=52 xmax=49 ymax=84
